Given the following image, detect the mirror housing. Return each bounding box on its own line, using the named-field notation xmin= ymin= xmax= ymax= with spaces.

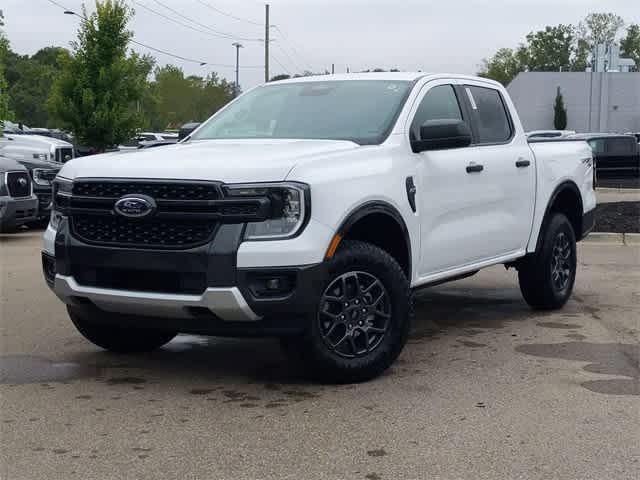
xmin=178 ymin=122 xmax=201 ymax=141
xmin=411 ymin=119 xmax=472 ymax=153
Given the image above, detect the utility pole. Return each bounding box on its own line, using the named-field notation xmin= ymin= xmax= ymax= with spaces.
xmin=232 ymin=42 xmax=243 ymax=97
xmin=331 ymin=64 xmax=335 ymax=74
xmin=264 ymin=4 xmax=270 ymax=83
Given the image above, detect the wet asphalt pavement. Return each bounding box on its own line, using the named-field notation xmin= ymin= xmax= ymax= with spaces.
xmin=1 ymin=232 xmax=639 ymax=480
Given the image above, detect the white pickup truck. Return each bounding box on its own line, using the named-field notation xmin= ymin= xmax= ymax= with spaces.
xmin=43 ymin=73 xmax=596 ymax=382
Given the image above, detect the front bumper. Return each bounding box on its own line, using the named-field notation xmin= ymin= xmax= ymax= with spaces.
xmin=0 ymin=195 xmax=38 ymax=230
xmin=43 ymin=218 xmax=328 ymax=336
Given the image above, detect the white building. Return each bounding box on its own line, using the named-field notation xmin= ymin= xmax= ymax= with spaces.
xmin=507 ymin=72 xmax=640 ymax=133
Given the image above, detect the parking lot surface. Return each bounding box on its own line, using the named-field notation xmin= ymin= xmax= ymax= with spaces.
xmin=1 ymin=232 xmax=638 ymax=480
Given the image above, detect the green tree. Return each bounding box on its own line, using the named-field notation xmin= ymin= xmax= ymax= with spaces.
xmin=523 ymin=25 xmax=576 ymax=72
xmin=5 ymin=47 xmax=70 ymax=126
xmin=579 ymin=13 xmax=625 ymax=48
xmin=144 ymin=66 xmax=234 ymax=131
xmin=621 ymin=24 xmax=640 ymax=70
xmin=47 ymin=0 xmax=152 ymax=150
xmin=270 ymin=74 xmax=291 ymax=82
xmin=478 ymin=47 xmax=526 ymax=85
xmin=553 ymin=87 xmax=567 ymax=130
xmin=0 ymin=24 xmax=12 ymax=126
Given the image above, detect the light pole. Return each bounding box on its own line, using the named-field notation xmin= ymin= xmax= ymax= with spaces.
xmin=232 ymin=42 xmax=243 ymax=97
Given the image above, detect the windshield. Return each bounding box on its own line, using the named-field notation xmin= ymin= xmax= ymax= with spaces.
xmin=191 ymin=80 xmax=412 ymax=145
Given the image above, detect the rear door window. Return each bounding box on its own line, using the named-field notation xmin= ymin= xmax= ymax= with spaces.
xmin=465 ymin=86 xmax=513 ymax=144
xmin=588 ymin=139 xmax=606 ymax=154
xmin=605 ymin=138 xmax=636 ymax=155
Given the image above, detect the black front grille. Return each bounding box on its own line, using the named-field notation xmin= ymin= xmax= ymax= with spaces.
xmin=73 ymin=181 xmax=221 ymax=200
xmin=6 ymin=172 xmax=31 ymax=198
xmin=15 ymin=208 xmax=36 ymax=219
xmin=71 ymin=214 xmax=216 ymax=249
xmin=71 ymin=265 xmax=207 ymax=295
xmin=55 ymin=147 xmax=74 ymax=163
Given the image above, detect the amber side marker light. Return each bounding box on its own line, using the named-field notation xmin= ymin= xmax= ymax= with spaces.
xmin=325 ymin=233 xmax=343 ymax=259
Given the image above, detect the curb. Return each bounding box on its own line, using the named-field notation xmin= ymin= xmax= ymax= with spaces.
xmin=584 ymin=232 xmax=640 ymax=245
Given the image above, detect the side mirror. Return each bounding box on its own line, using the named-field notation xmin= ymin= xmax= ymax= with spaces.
xmin=411 ymin=119 xmax=472 ymax=153
xmin=178 ymin=123 xmax=201 ymax=141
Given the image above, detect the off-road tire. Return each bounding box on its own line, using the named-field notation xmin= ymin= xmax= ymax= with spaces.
xmin=282 ymin=240 xmax=411 ymax=383
xmin=518 ymin=213 xmax=577 ymax=310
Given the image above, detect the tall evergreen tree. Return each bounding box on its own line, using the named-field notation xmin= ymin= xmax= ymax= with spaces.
xmin=554 ymin=87 xmax=568 ymax=130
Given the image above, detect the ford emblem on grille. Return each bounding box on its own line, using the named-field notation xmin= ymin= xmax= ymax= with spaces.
xmin=114 ymin=195 xmax=156 ymax=218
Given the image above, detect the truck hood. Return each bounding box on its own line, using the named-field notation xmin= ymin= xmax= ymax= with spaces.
xmin=1 ymin=134 xmax=73 ymax=149
xmin=58 ymin=139 xmax=360 ymax=183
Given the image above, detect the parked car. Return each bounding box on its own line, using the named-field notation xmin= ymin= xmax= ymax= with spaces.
xmin=43 ymin=73 xmax=595 ymax=382
xmin=118 ymin=132 xmax=179 ymax=151
xmin=567 ymin=133 xmax=640 ymax=178
xmin=0 ymin=156 xmax=38 ymax=233
xmin=13 ymin=156 xmax=60 ymax=225
xmin=526 ymin=130 xmax=576 ymax=139
xmin=0 ymin=133 xmax=75 ymax=164
xmin=624 ymin=132 xmax=640 ymax=143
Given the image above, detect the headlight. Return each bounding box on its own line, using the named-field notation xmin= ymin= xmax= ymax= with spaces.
xmin=224 ymin=182 xmax=309 ymax=240
xmin=33 ymin=153 xmax=48 ymax=161
xmin=32 ymin=168 xmax=58 ymax=186
xmin=50 ymin=177 xmax=73 ymax=230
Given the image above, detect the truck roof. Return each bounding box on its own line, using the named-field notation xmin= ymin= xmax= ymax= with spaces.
xmin=271 ymin=72 xmax=502 ymax=87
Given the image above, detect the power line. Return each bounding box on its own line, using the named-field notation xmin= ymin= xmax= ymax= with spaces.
xmin=271 ymin=52 xmax=291 ymax=76
xmin=195 ymin=0 xmax=263 ymax=27
xmin=149 ymin=0 xmax=261 ymax=42
xmin=44 ymin=0 xmax=264 ymax=69
xmin=130 ymin=0 xmax=235 ymax=40
xmin=272 ymin=25 xmax=315 ymax=72
xmin=274 ymin=42 xmax=302 ymax=73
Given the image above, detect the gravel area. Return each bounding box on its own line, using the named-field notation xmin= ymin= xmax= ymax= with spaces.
xmin=594 ymin=201 xmax=639 ymax=233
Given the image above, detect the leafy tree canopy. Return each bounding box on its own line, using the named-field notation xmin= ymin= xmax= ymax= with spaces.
xmin=47 ymin=0 xmax=153 ymax=150
xmin=479 ymin=12 xmax=631 ymax=85
xmin=621 ymin=24 xmax=640 ymax=70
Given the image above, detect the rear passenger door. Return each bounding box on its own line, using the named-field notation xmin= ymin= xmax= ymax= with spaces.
xmin=458 ymin=82 xmax=536 ymax=260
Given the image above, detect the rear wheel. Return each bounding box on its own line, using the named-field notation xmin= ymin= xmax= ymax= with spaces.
xmin=281 ymin=240 xmax=411 ymax=383
xmin=67 ymin=306 xmax=177 ymax=353
xmin=518 ymin=213 xmax=577 ymax=310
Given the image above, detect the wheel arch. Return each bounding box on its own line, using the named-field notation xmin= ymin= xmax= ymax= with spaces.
xmin=535 ymin=181 xmax=584 ymax=252
xmin=334 ymin=201 xmax=412 ymax=280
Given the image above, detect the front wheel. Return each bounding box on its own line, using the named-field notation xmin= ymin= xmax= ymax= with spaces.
xmin=518 ymin=213 xmax=577 ymax=310
xmin=67 ymin=306 xmax=177 ymax=353
xmin=282 ymin=240 xmax=411 ymax=383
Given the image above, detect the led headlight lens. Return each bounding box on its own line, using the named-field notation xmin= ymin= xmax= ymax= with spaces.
xmin=33 ymin=153 xmax=48 ymax=161
xmin=224 ymin=182 xmax=309 ymax=240
xmin=50 ymin=177 xmax=72 ymax=230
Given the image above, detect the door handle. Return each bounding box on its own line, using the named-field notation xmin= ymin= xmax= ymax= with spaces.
xmin=466 ymin=164 xmax=484 ymax=173
xmin=516 ymin=159 xmax=531 ymax=168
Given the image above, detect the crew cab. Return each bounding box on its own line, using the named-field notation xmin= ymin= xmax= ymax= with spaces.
xmin=0 ymin=156 xmax=38 ymax=232
xmin=43 ymin=73 xmax=596 ymax=382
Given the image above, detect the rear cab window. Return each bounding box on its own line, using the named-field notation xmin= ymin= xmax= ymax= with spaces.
xmin=605 ymin=137 xmax=637 ymax=155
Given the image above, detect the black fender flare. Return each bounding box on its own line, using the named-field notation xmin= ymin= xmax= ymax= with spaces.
xmin=535 ymin=181 xmax=584 ymax=252
xmin=336 ymin=201 xmax=412 ymax=279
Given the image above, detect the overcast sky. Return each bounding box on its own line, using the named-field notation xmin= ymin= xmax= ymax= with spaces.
xmin=2 ymin=0 xmax=639 ymax=88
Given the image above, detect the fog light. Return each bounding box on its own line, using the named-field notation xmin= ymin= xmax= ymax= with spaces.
xmin=42 ymin=253 xmax=56 ymax=287
xmin=247 ymin=272 xmax=296 ymax=298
